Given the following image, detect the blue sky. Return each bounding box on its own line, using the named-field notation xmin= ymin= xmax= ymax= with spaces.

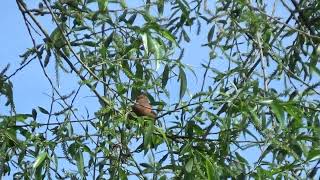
xmin=1 ymin=1 xmax=49 ymax=113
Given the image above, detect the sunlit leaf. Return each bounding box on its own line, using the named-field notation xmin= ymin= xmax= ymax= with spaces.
xmin=33 ymin=152 xmax=47 ymax=169
xmin=141 ymin=32 xmax=149 ymax=55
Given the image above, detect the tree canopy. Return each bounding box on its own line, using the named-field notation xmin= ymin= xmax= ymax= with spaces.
xmin=1 ymin=0 xmax=320 ymax=179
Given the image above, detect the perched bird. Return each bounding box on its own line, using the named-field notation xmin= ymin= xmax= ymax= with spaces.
xmin=132 ymin=94 xmax=156 ymax=119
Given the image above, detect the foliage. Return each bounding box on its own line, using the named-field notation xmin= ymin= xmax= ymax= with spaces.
xmin=1 ymin=0 xmax=320 ymax=179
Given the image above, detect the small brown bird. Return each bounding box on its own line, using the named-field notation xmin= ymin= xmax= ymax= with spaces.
xmin=132 ymin=94 xmax=156 ymax=119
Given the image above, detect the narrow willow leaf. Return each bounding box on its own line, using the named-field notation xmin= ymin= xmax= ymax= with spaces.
xmin=119 ymin=10 xmax=127 ymax=22
xmin=14 ymin=114 xmax=30 ymax=122
xmin=98 ymin=0 xmax=108 ymax=12
xmin=44 ymin=49 xmax=51 ymax=67
xmin=159 ymin=153 xmax=168 ymax=165
xmin=270 ymin=101 xmax=285 ymax=127
xmin=82 ymin=41 xmax=97 ymax=47
xmin=182 ymin=29 xmax=190 ymax=42
xmin=38 ymin=106 xmax=49 ymax=114
xmin=141 ymin=32 xmax=149 ymax=54
xmin=309 ymin=63 xmax=320 ymax=77
xmin=185 ymin=158 xmax=193 ymax=173
xmin=307 ymin=149 xmax=320 ymax=161
xmin=179 ymin=67 xmax=187 ymax=99
xmin=104 ymin=31 xmax=114 ymax=47
xmin=235 ymin=152 xmax=249 ymax=165
xmin=205 ymin=158 xmax=214 ymax=180
xmin=33 ymin=152 xmax=47 ymax=169
xmin=135 ymin=62 xmax=143 ymax=79
xmin=120 ymin=0 xmax=127 ymax=8
xmin=146 ymin=22 xmax=178 ymax=46
xmin=5 ymin=129 xmax=20 ymax=146
xmin=140 ymin=163 xmax=153 ymax=169
xmin=160 ymin=29 xmax=178 ymax=47
xmin=260 ymin=99 xmax=273 ymax=104
xmin=150 ymin=38 xmax=162 ymax=69
xmin=162 ymin=64 xmax=170 ymax=88
xmin=76 ymin=149 xmax=84 ymax=177
xmin=207 ymin=25 xmax=215 ymax=43
xmin=177 ymin=0 xmax=189 ymax=15
xmin=247 ymin=108 xmax=261 ymax=130
xmin=157 ymin=0 xmax=164 ymax=15
xmin=127 ymin=13 xmax=137 ymax=25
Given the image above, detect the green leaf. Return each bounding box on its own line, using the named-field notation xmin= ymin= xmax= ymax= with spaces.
xmin=141 ymin=32 xmax=149 ymax=55
xmin=119 ymin=0 xmax=127 ymax=8
xmin=149 ymin=38 xmax=163 ymax=69
xmin=5 ymin=128 xmax=20 ymax=146
xmin=135 ymin=62 xmax=143 ymax=79
xmin=205 ymin=158 xmax=215 ymax=180
xmin=104 ymin=31 xmax=114 ymax=47
xmin=185 ymin=158 xmax=193 ymax=173
xmin=309 ymin=63 xmax=320 ymax=77
xmin=182 ymin=29 xmax=190 ymax=42
xmin=179 ymin=67 xmax=187 ymax=99
xmin=145 ymin=22 xmax=178 ymax=46
xmin=32 ymin=109 xmax=37 ymax=120
xmin=177 ymin=0 xmax=189 ymax=16
xmin=159 ymin=153 xmax=168 ymax=165
xmin=162 ymin=64 xmax=170 ymax=88
xmin=76 ymin=149 xmax=84 ymax=177
xmin=38 ymin=106 xmax=49 ymax=115
xmin=157 ymin=0 xmax=164 ymax=15
xmin=235 ymin=152 xmax=249 ymax=166
xmin=82 ymin=41 xmax=98 ymax=47
xmin=159 ymin=175 xmax=167 ymax=180
xmin=207 ymin=25 xmax=215 ymax=43
xmin=143 ymin=121 xmax=154 ymax=151
xmin=113 ymin=33 xmax=124 ymax=50
xmin=118 ymin=10 xmax=127 ymax=22
xmin=44 ymin=49 xmax=51 ymax=67
xmin=68 ymin=142 xmax=77 ymax=157
xmin=119 ymin=168 xmax=128 ymax=180
xmin=159 ymin=29 xmax=178 ymax=47
xmin=127 ymin=13 xmax=137 ymax=25
xmin=18 ymin=150 xmax=26 ymax=164
xmin=270 ymin=100 xmax=285 ymax=127
xmin=180 ymin=143 xmax=191 ymax=155
xmin=151 ymin=38 xmax=162 ymax=59
xmin=247 ymin=107 xmax=261 ymax=130
xmin=33 ymin=152 xmax=47 ymax=169
xmin=14 ymin=114 xmax=30 ymax=122
xmin=259 ymin=99 xmax=273 ymax=104
xmin=50 ymin=27 xmax=64 ymax=48
xmin=259 ymin=145 xmax=273 ymax=161
xmin=140 ymin=163 xmax=153 ymax=169
xmin=307 ymin=148 xmax=320 ymax=161
xmin=121 ymin=60 xmax=134 ymax=79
